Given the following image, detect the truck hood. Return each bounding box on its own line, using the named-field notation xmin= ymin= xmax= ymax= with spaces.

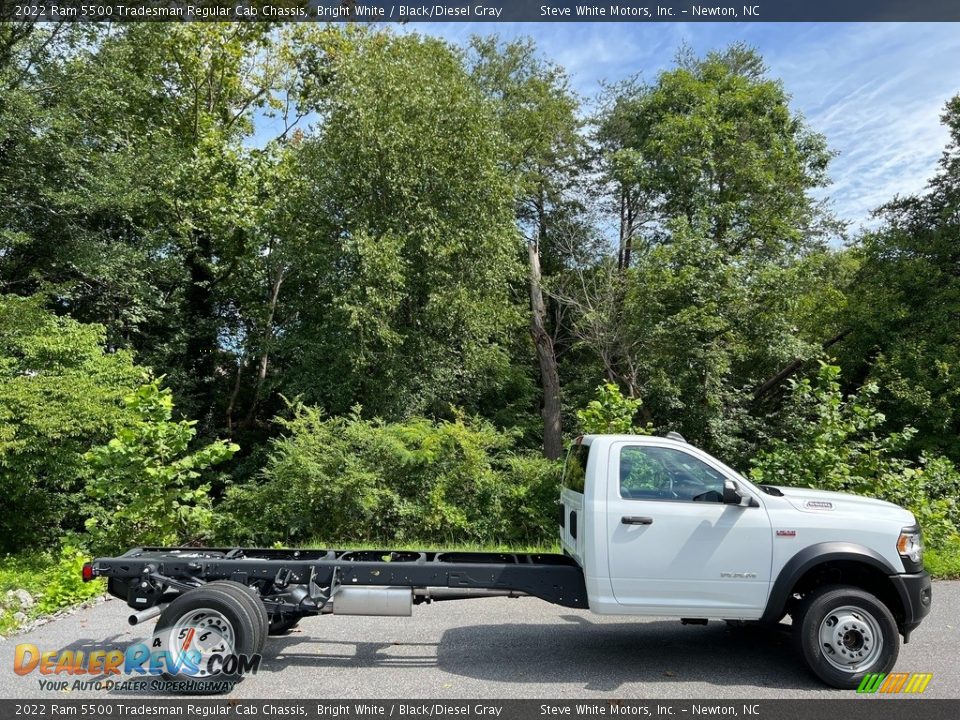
xmin=774 ymin=486 xmax=916 ymax=525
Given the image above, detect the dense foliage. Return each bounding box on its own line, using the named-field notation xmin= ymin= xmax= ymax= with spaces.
xmin=750 ymin=364 xmax=960 ymax=546
xmin=576 ymin=383 xmax=650 ymax=435
xmin=218 ymin=406 xmax=560 ymax=546
xmin=1 ymin=25 xmax=958 ymax=568
xmin=837 ymin=96 xmax=960 ymax=463
xmin=283 ymin=33 xmax=524 ymax=420
xmin=0 ymin=295 xmax=143 ymax=551
xmin=84 ymin=382 xmax=239 ymax=553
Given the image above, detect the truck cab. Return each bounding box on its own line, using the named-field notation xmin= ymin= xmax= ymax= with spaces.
xmin=560 ymin=433 xmax=932 ymax=687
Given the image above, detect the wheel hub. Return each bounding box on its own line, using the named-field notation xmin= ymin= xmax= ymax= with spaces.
xmin=165 ymin=607 xmax=237 ymax=678
xmin=841 ymin=629 xmax=865 ymax=651
xmin=818 ymin=605 xmax=883 ymax=673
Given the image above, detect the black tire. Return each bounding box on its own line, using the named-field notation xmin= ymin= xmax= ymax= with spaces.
xmin=268 ymin=615 xmax=301 ymax=635
xmin=154 ymin=586 xmax=262 ymax=693
xmin=794 ymin=584 xmax=899 ymax=689
xmin=204 ymin=581 xmax=269 ymax=652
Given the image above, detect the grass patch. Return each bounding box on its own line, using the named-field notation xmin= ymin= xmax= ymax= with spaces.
xmin=925 ymin=539 xmax=960 ymax=579
xmin=301 ymin=539 xmax=561 ymax=554
xmin=0 ymin=548 xmax=105 ymax=635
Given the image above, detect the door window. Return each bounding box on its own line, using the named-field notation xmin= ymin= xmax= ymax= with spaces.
xmin=619 ymin=446 xmax=727 ymax=502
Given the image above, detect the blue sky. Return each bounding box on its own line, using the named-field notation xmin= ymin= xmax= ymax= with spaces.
xmin=404 ymin=22 xmax=960 ymax=232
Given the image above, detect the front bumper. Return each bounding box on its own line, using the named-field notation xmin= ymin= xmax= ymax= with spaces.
xmin=889 ymin=570 xmax=932 ymax=640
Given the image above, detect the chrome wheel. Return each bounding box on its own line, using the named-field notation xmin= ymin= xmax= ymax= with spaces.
xmin=817 ymin=605 xmax=883 ymax=673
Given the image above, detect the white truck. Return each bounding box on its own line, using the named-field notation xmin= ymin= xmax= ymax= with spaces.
xmin=86 ymin=433 xmax=932 ymax=690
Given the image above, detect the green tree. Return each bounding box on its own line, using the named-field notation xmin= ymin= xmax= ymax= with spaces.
xmin=281 ymin=32 xmax=524 ymax=421
xmin=468 ymin=36 xmax=592 ymax=459
xmin=750 ymin=363 xmax=960 ymax=546
xmin=596 ymin=43 xmax=835 ymax=260
xmin=0 ymin=295 xmax=144 ymax=551
xmin=839 ymin=96 xmax=960 ymax=464
xmin=565 ymin=45 xmax=840 ymax=457
xmin=84 ymin=381 xmax=239 ymax=553
xmin=0 ymin=24 xmax=308 ymax=433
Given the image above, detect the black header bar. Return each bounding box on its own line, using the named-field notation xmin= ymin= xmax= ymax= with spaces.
xmin=2 ymin=0 xmax=960 ymax=23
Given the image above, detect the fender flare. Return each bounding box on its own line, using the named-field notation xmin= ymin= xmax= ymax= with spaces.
xmin=761 ymin=542 xmax=899 ymax=624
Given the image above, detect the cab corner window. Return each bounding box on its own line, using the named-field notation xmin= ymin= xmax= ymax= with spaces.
xmin=562 ymin=443 xmax=590 ymax=493
xmin=619 ymin=446 xmax=726 ymax=502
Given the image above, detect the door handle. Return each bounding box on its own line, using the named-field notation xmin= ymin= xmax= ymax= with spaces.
xmin=621 ymin=516 xmax=653 ymax=525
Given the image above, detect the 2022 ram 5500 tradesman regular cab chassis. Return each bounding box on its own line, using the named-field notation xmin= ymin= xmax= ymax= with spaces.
xmin=85 ymin=433 xmax=932 ymax=689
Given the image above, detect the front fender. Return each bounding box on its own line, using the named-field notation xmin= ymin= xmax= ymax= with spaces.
xmin=761 ymin=541 xmax=899 ymax=624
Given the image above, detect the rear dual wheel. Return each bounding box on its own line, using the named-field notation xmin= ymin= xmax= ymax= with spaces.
xmin=204 ymin=580 xmax=269 ymax=648
xmin=153 ymin=581 xmax=268 ymax=693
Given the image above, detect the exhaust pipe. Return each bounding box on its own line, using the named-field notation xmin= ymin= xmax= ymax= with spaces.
xmin=128 ymin=604 xmax=166 ymax=626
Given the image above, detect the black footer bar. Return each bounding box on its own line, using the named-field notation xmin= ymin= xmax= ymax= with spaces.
xmin=2 ymin=699 xmax=959 ymax=720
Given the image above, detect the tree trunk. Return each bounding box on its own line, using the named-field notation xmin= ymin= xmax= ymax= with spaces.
xmin=184 ymin=229 xmax=218 ymax=424
xmin=623 ymin=189 xmax=634 ymax=270
xmin=226 ymin=354 xmax=245 ymax=435
xmin=242 ymin=267 xmax=285 ymax=429
xmin=617 ymin=189 xmax=626 ymax=270
xmin=529 ymin=237 xmax=563 ymax=460
xmin=617 ymin=185 xmax=635 ymax=271
xmin=752 ymin=329 xmax=852 ymax=402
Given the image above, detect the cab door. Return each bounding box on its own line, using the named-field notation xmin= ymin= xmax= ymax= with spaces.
xmin=606 ymin=441 xmax=772 ymax=616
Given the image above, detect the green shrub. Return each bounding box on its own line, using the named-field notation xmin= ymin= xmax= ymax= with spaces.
xmin=0 ymin=295 xmax=144 ymax=552
xmin=0 ymin=545 xmax=105 ymax=633
xmin=751 ymin=362 xmax=960 ymax=547
xmin=577 ymin=383 xmax=652 ymax=435
xmin=35 ymin=545 xmax=105 ymax=615
xmin=925 ymin=538 xmax=960 ymax=579
xmin=498 ymin=455 xmax=563 ymax=542
xmin=913 ymin=454 xmax=960 ymax=530
xmin=83 ymin=381 xmax=239 ymax=553
xmin=218 ymin=405 xmax=560 ymax=547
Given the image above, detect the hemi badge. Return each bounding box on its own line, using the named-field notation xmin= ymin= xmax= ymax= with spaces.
xmin=776 ymin=530 xmax=797 ymax=537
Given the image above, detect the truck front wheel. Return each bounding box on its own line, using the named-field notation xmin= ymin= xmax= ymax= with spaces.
xmin=794 ymin=585 xmax=899 ymax=689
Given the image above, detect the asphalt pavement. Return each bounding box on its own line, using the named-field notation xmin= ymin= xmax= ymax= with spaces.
xmin=1 ymin=582 xmax=957 ymax=699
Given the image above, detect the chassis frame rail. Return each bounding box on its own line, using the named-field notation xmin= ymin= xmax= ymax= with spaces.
xmin=91 ymin=547 xmax=589 ymax=614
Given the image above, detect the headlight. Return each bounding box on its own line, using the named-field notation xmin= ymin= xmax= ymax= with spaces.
xmin=897 ymin=528 xmax=923 ymax=564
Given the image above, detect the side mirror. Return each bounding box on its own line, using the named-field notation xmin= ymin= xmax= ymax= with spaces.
xmin=723 ymin=480 xmax=744 ymax=505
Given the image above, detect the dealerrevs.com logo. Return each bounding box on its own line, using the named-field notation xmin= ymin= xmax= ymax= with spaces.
xmin=14 ymin=616 xmax=261 ymax=693
xmin=856 ymin=672 xmax=933 ymax=694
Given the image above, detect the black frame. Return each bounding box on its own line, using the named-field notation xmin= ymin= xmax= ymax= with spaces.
xmin=93 ymin=546 xmax=589 ymax=613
